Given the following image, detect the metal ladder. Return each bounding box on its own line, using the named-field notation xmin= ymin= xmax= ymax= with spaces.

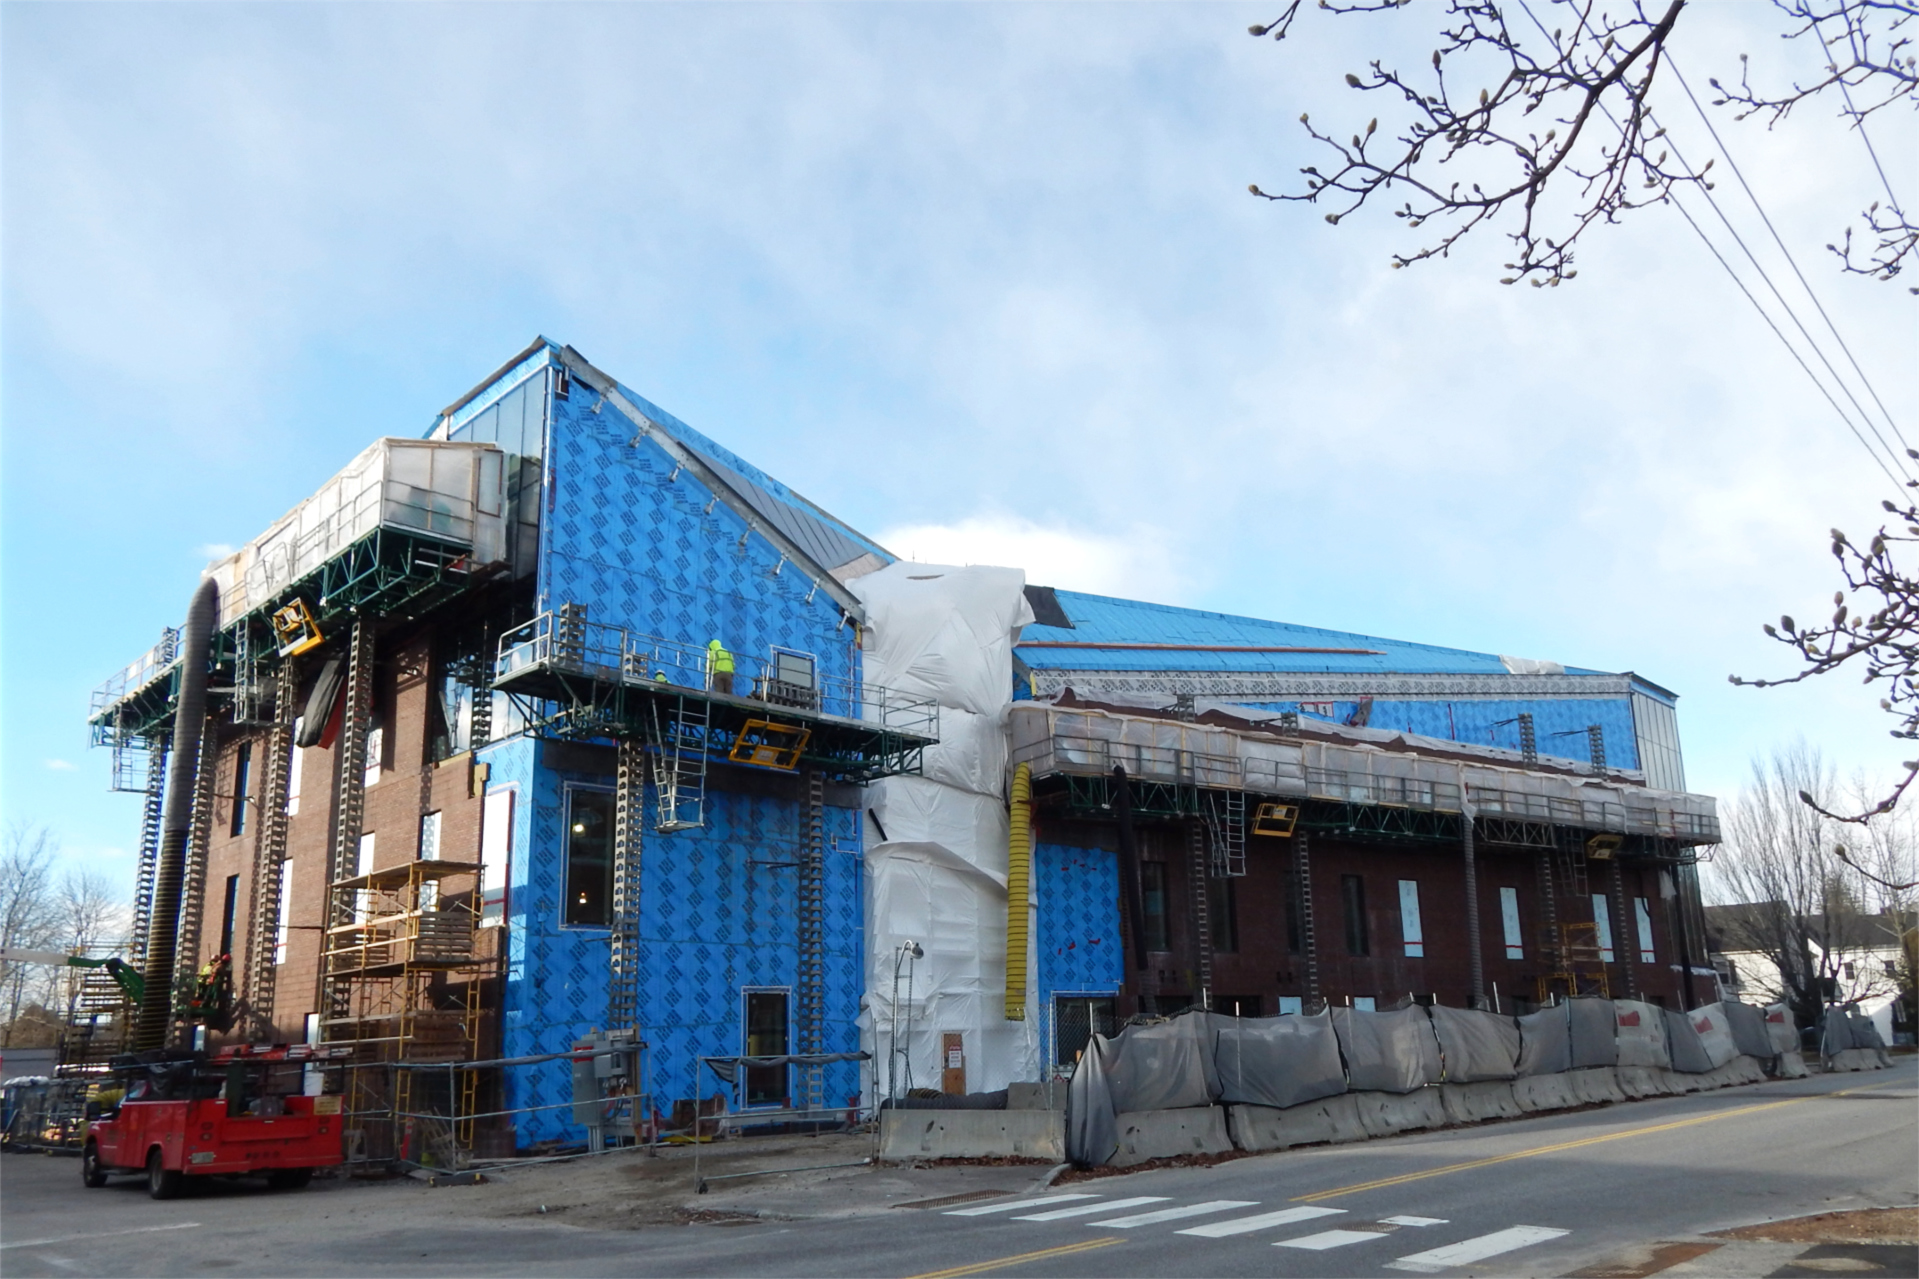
xmin=795 ymin=772 xmax=826 ymax=1114
xmin=1202 ymin=790 xmax=1247 ymax=877
xmin=649 ymin=695 xmax=709 ymax=832
xmin=127 ymin=735 xmax=170 ymax=969
xmin=609 ymin=738 xmax=645 ymax=1035
xmin=322 ymin=619 xmax=377 ymax=1031
xmin=1294 ymin=829 xmax=1319 ymax=1007
xmin=1187 ymin=821 xmax=1212 ymax=1007
xmin=243 ymin=661 xmax=297 ymax=1040
xmin=170 ymin=717 xmax=219 ymax=1046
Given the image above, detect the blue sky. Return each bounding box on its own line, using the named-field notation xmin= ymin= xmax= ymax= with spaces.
xmin=3 ymin=2 xmax=1913 ymax=893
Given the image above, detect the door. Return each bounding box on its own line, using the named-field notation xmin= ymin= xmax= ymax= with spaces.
xmin=940 ymin=1032 xmax=966 ymax=1095
xmin=743 ymin=990 xmax=789 ymax=1108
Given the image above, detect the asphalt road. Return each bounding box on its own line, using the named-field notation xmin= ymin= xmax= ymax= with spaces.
xmin=4 ymin=1061 xmax=1913 ymax=1278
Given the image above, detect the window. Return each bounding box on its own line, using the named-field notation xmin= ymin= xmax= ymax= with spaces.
xmin=774 ymin=648 xmax=816 ymax=688
xmin=479 ymin=788 xmax=513 ymax=927
xmin=564 ymin=788 xmax=615 ymax=927
xmin=1209 ymin=877 xmax=1238 ymax=953
xmin=1634 ymin=897 xmax=1656 ymax=963
xmin=1398 ymin=880 xmax=1424 ymax=958
xmin=274 ymin=863 xmax=292 ymax=965
xmin=1844 ymin=962 xmax=1857 ymax=981
xmin=1886 ymin=960 xmax=1900 ymax=978
xmin=219 ymin=874 xmax=240 ymax=957
xmin=1342 ymin=875 xmax=1369 ymax=956
xmin=1591 ymin=894 xmax=1616 ymax=962
xmin=1277 ymin=996 xmax=1304 ymax=1016
xmin=287 ymin=720 xmax=304 ymax=816
xmin=1053 ymin=997 xmax=1118 ymax=1065
xmin=744 ymin=990 xmax=790 ymax=1107
xmin=230 ymin=743 xmax=252 ymax=836
xmin=1352 ymin=996 xmax=1376 ymax=1011
xmin=1500 ymin=886 xmax=1524 ymax=959
xmin=355 ymin=833 xmax=376 ymax=922
xmin=363 ymin=725 xmax=384 ymax=789
xmin=418 ymin=811 xmax=442 ymax=861
xmin=1141 ymin=862 xmax=1170 ymax=953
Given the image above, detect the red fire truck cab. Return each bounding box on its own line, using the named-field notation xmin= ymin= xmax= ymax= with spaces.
xmin=82 ymin=1045 xmax=348 ymax=1199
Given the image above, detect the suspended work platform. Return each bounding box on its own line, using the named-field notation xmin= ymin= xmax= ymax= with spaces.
xmin=492 ymin=606 xmax=938 ymax=785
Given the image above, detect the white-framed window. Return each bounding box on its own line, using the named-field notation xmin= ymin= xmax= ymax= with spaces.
xmin=356 ymin=833 xmax=376 ymax=922
xmin=287 ymin=717 xmax=304 ymax=816
xmin=479 ymin=787 xmax=514 ymax=927
xmin=1591 ymin=894 xmax=1616 ymax=962
xmin=1277 ymin=996 xmax=1304 ymax=1015
xmin=275 ymin=863 xmax=293 ymax=965
xmin=363 ymin=725 xmax=384 ymax=789
xmin=1634 ymin=897 xmax=1656 ymax=963
xmin=1500 ymin=886 xmax=1524 ymax=959
xmin=1398 ymin=880 xmax=1424 ymax=958
xmin=419 ymin=810 xmax=442 ymax=861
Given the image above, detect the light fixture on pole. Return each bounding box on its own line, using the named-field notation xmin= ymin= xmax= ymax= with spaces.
xmin=889 ymin=940 xmax=924 ymax=1102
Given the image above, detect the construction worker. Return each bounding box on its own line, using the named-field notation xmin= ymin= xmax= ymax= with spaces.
xmin=706 ymin=639 xmax=735 ymax=695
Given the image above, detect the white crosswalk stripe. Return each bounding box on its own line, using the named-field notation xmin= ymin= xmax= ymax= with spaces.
xmin=1382 ymin=1216 xmax=1448 ymax=1227
xmin=1176 ymin=1205 xmax=1344 ymax=1238
xmin=1277 ymin=1229 xmax=1394 ymax=1251
xmin=1385 ymin=1225 xmax=1571 ymax=1273
xmin=1088 ymin=1201 xmax=1258 ymax=1228
xmin=943 ymin=1194 xmax=1099 ymax=1216
xmin=1013 ymin=1196 xmax=1168 ymax=1221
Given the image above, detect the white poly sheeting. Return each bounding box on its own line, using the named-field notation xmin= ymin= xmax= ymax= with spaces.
xmin=1763 ymin=1004 xmax=1798 ymax=1055
xmin=1215 ymin=1012 xmax=1348 ymax=1110
xmin=854 ymin=561 xmax=1039 ymax=1096
xmin=1429 ymin=1005 xmax=1520 ymax=1082
xmin=1613 ymin=1000 xmax=1672 ymax=1069
xmin=849 ymin=562 xmax=1035 ymax=718
xmin=1682 ymin=1003 xmax=1740 ymax=1070
xmin=1332 ymin=1006 xmax=1443 ymax=1094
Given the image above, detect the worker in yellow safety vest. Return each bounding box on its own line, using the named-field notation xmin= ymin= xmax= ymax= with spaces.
xmin=706 ymin=639 xmax=735 ymax=695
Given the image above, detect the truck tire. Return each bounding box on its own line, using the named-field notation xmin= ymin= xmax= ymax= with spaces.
xmin=146 ymin=1149 xmax=183 ymax=1200
xmin=82 ymin=1141 xmax=109 ymax=1188
xmin=266 ymin=1168 xmax=313 ymax=1190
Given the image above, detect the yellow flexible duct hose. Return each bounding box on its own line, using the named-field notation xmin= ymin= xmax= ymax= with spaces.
xmin=1005 ymin=763 xmax=1033 ymax=1022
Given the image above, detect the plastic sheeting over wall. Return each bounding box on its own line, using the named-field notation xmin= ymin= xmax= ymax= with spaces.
xmin=1570 ymin=998 xmax=1620 ymax=1067
xmin=1614 ymin=1000 xmax=1672 ymax=1069
xmin=1516 ymin=1004 xmax=1572 ymax=1077
xmin=854 ymin=562 xmax=1040 ymax=1096
xmin=1103 ymin=1016 xmax=1219 ymax=1113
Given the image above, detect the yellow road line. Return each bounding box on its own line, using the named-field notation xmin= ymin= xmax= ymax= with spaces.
xmin=902 ymin=1237 xmax=1125 ymax=1279
xmin=1293 ymin=1086 xmax=1869 ymax=1203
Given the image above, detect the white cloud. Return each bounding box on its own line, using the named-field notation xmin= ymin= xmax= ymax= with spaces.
xmin=875 ymin=514 xmax=1191 ymax=604
xmin=44 ymin=758 xmax=76 ymax=771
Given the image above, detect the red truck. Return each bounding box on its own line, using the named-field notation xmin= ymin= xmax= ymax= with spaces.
xmin=82 ymin=1045 xmax=347 ymax=1199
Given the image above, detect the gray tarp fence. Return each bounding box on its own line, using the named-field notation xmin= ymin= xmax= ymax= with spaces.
xmin=1614 ymin=1000 xmax=1672 ymax=1070
xmin=1429 ymin=1005 xmax=1520 ymax=1082
xmin=1846 ymin=1007 xmax=1887 ymax=1052
xmin=1102 ymin=1012 xmax=1219 ymax=1113
xmin=1568 ymin=998 xmax=1619 ymax=1067
xmin=1664 ymin=1007 xmax=1714 ymax=1073
xmin=1215 ymin=1011 xmax=1347 ymax=1109
xmin=1688 ymin=1004 xmax=1740 ymax=1070
xmin=1820 ymin=1006 xmax=1856 ymax=1059
xmin=1722 ymin=1001 xmax=1775 ymax=1060
xmin=1066 ymin=1031 xmax=1119 ymax=1167
xmin=1332 ymin=1006 xmax=1443 ymax=1094
xmin=1516 ymin=1003 xmax=1572 ymax=1077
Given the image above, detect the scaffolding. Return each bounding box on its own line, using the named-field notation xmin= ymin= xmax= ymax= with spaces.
xmin=1537 ymin=922 xmax=1612 ymax=1002
xmin=320 ymin=858 xmax=486 ymax=1158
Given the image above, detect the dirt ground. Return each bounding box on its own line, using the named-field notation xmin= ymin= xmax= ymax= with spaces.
xmin=1712 ymin=1207 xmax=1919 ymax=1245
xmin=364 ymin=1131 xmax=1053 ymax=1232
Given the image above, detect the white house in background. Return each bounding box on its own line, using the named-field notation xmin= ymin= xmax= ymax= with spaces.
xmin=1704 ymin=903 xmax=1913 ymax=1045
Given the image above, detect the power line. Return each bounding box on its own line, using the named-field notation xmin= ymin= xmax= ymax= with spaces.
xmin=1666 ymin=55 xmax=1910 ymax=457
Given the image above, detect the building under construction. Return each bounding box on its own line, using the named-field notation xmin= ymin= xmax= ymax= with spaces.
xmin=82 ymin=338 xmax=1721 ymax=1152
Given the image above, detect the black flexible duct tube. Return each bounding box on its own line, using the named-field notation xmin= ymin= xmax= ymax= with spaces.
xmin=134 ymin=577 xmax=219 ymax=1052
xmin=1463 ymin=802 xmax=1486 ymax=1010
xmin=1112 ymin=767 xmax=1149 ymax=976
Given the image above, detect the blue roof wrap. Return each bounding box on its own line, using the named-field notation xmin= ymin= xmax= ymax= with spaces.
xmin=1017 ymin=590 xmax=1609 ymax=678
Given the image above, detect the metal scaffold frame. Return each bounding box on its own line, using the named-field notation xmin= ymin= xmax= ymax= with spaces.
xmin=243 ymin=661 xmax=298 ymax=1040
xmin=609 ymin=739 xmax=645 ymax=1035
xmin=169 ymin=718 xmax=219 ymax=1047
xmin=795 ymin=772 xmax=827 ymax=1114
